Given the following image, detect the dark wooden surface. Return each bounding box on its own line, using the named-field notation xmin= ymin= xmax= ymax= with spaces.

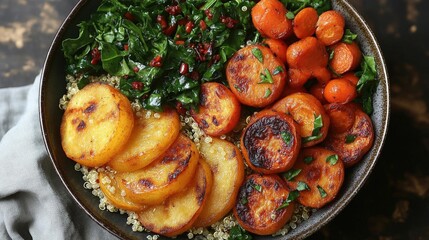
xmin=1 ymin=0 xmax=428 ymax=239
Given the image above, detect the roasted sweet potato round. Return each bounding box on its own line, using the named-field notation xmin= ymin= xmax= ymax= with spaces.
xmin=241 ymin=109 xmax=301 ymax=174
xmin=323 ymin=103 xmax=374 ymax=167
xmin=233 ymin=174 xmax=296 ymax=235
xmin=226 ymin=44 xmax=287 ymax=108
xmin=272 ymin=92 xmax=330 ymax=147
xmin=284 ymin=147 xmax=344 ymax=208
xmin=98 ymin=171 xmax=146 ymax=212
xmin=108 ymin=107 xmax=180 ymax=172
xmin=60 ymin=82 xmax=134 ymax=167
xmin=138 ymin=160 xmax=213 ymax=237
xmin=191 ymin=82 xmax=241 ymax=137
xmin=194 ymin=138 xmax=245 ymax=227
xmin=116 ymin=134 xmax=199 ymax=205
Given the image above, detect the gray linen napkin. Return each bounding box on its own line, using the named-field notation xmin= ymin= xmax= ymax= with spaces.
xmin=0 ymin=75 xmax=118 ymax=240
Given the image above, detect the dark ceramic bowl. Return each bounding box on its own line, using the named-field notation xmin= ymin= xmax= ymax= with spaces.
xmin=39 ymin=0 xmax=390 ymax=239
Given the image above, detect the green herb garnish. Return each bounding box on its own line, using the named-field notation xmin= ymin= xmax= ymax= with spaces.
xmin=342 ymin=29 xmax=358 ymax=44
xmin=283 ymin=169 xmax=301 ymax=181
xmin=297 ymin=181 xmax=310 ymax=191
xmin=259 ymin=69 xmax=274 ymax=84
xmin=277 ymin=190 xmax=299 ymax=210
xmin=252 ymin=47 xmax=264 ymax=63
xmin=264 ymin=88 xmax=272 ymax=98
xmin=286 ymin=11 xmax=295 ymax=19
xmin=253 ymin=184 xmax=262 ymax=192
xmin=317 ymin=185 xmax=327 ymax=198
xmin=303 ymin=156 xmax=314 ymax=164
xmin=273 ymin=66 xmax=284 ymax=75
xmin=326 ymin=154 xmax=339 ymax=166
xmin=345 ymin=134 xmax=357 ymax=144
xmin=228 ymin=225 xmax=253 ymax=240
xmin=302 ymin=114 xmax=323 ymax=143
xmin=281 ymin=131 xmax=292 ymax=145
xmin=355 ymin=56 xmax=378 ymax=114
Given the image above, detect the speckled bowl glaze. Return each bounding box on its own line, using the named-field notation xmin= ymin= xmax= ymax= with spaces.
xmin=39 ymin=0 xmax=390 ymax=239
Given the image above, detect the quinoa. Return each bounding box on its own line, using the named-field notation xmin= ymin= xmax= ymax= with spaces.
xmin=64 ymin=74 xmax=314 ymax=239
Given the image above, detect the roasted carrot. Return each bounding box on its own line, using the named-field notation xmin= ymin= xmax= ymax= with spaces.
xmin=251 ymin=0 xmax=293 ymax=39
xmin=272 ymin=92 xmax=330 ymax=147
xmin=226 ymin=44 xmax=286 ymax=107
xmin=234 ymin=174 xmax=296 ymax=235
xmin=329 ymin=42 xmax=362 ymax=74
xmin=309 ymin=82 xmax=327 ymax=104
xmin=324 ymin=102 xmax=356 ymax=134
xmin=241 ymin=109 xmax=301 ymax=174
xmin=324 ymin=78 xmax=357 ymax=104
xmin=293 ymin=7 xmax=319 ymax=39
xmin=323 ymin=103 xmax=374 ymax=167
xmin=283 ymin=147 xmax=345 ymax=209
xmin=316 ymin=10 xmax=345 ymax=46
xmin=263 ymin=38 xmax=288 ymax=63
xmin=341 ymin=71 xmax=359 ymax=86
xmin=287 ymin=68 xmax=311 ymax=89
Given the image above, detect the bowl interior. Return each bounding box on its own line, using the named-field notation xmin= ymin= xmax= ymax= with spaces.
xmin=39 ymin=0 xmax=389 ymax=239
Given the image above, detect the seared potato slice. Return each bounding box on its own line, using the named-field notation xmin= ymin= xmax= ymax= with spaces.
xmin=60 ymin=83 xmax=134 ymax=167
xmin=233 ymin=174 xmax=296 ymax=235
xmin=323 ymin=103 xmax=374 ymax=167
xmin=284 ymin=147 xmax=344 ymax=208
xmin=138 ymin=160 xmax=213 ymax=237
xmin=241 ymin=109 xmax=301 ymax=174
xmin=194 ymin=138 xmax=245 ymax=227
xmin=116 ymin=134 xmax=199 ymax=205
xmin=98 ymin=171 xmax=146 ymax=212
xmin=226 ymin=44 xmax=286 ymax=108
xmin=108 ymin=108 xmax=180 ymax=172
xmin=272 ymin=92 xmax=330 ymax=147
xmin=191 ymin=82 xmax=241 ymax=137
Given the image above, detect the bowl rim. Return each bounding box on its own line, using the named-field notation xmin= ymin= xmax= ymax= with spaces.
xmin=39 ymin=0 xmax=390 ymax=239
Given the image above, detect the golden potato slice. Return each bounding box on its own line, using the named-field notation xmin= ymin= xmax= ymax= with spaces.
xmin=60 ymin=83 xmax=134 ymax=167
xmin=108 ymin=108 xmax=180 ymax=172
xmin=98 ymin=171 xmax=146 ymax=212
xmin=116 ymin=134 xmax=199 ymax=205
xmin=138 ymin=160 xmax=213 ymax=237
xmin=194 ymin=138 xmax=245 ymax=227
xmin=284 ymin=147 xmax=344 ymax=208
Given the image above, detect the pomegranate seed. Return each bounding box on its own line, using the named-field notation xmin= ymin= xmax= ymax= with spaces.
xmin=150 ymin=55 xmax=163 ymax=68
xmin=177 ymin=17 xmax=188 ymax=26
xmin=204 ymin=9 xmax=213 ymax=19
xmin=123 ymin=44 xmax=129 ymax=51
xmin=124 ymin=12 xmax=135 ymax=21
xmin=131 ymin=81 xmax=144 ymax=90
xmin=165 ymin=5 xmax=181 ymax=15
xmin=199 ymin=20 xmax=207 ymax=31
xmin=163 ymin=24 xmax=177 ymax=36
xmin=90 ymin=48 xmax=101 ymax=65
xmin=220 ymin=16 xmax=238 ymax=28
xmin=156 ymin=15 xmax=168 ymax=29
xmin=175 ymin=102 xmax=186 ymax=116
xmin=185 ymin=21 xmax=194 ymax=33
xmin=133 ymin=66 xmax=139 ymax=73
xmin=175 ymin=40 xmax=185 ymax=45
xmin=179 ymin=62 xmax=189 ymax=75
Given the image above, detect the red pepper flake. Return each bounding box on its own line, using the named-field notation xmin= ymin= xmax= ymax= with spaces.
xmin=133 ymin=66 xmax=139 ymax=73
xmin=124 ymin=12 xmax=135 ymax=21
xmin=177 ymin=17 xmax=188 ymax=26
xmin=150 ymin=55 xmax=163 ymax=68
xmin=199 ymin=20 xmax=207 ymax=31
xmin=220 ymin=16 xmax=238 ymax=28
xmin=175 ymin=102 xmax=186 ymax=116
xmin=163 ymin=24 xmax=177 ymax=36
xmin=204 ymin=9 xmax=213 ymax=19
xmin=91 ymin=48 xmax=101 ymax=65
xmin=165 ymin=5 xmax=181 ymax=15
xmin=156 ymin=15 xmax=168 ymax=29
xmin=185 ymin=21 xmax=194 ymax=33
xmin=179 ymin=62 xmax=189 ymax=75
xmin=131 ymin=81 xmax=144 ymax=90
xmin=123 ymin=44 xmax=129 ymax=51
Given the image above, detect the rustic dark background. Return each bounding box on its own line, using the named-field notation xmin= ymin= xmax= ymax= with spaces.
xmin=1 ymin=0 xmax=428 ymax=239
